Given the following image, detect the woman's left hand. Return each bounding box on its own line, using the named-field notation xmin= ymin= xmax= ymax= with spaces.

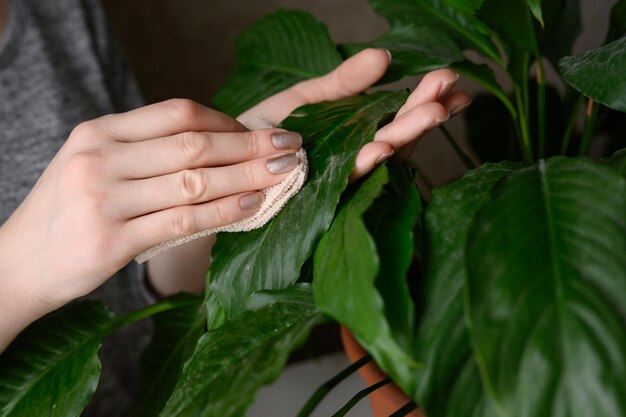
xmin=238 ymin=48 xmax=472 ymax=181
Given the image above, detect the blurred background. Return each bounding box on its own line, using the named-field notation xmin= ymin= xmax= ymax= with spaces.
xmin=99 ymin=1 xmax=617 ymax=415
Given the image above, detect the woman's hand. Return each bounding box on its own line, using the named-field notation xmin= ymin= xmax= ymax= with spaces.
xmin=0 ymin=99 xmax=302 ymax=349
xmin=239 ymin=48 xmax=472 ymax=180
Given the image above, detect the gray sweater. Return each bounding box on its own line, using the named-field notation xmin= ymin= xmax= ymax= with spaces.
xmin=0 ymin=0 xmax=153 ymax=415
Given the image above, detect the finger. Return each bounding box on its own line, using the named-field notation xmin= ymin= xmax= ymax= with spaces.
xmin=238 ymin=48 xmax=390 ymax=127
xmin=375 ymin=102 xmax=449 ymax=146
xmin=123 ymin=191 xmax=264 ymax=255
xmin=116 ymin=152 xmax=299 ymax=218
xmin=395 ymin=69 xmax=459 ymax=118
xmin=115 ymin=128 xmax=302 ymax=179
xmin=93 ymin=99 xmax=246 ymax=142
xmin=441 ymin=90 xmax=473 ymax=116
xmin=350 ymin=141 xmax=394 ymax=183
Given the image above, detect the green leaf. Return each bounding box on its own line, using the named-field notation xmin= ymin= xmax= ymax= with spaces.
xmin=445 ymin=0 xmax=485 ymax=14
xmin=368 ymin=0 xmax=502 ymax=64
xmin=606 ymin=0 xmax=626 ymax=44
xmin=466 ymin=157 xmax=626 ymax=417
xmin=340 ymin=24 xmax=463 ymax=84
xmin=313 ymin=165 xmax=417 ymax=394
xmin=159 ymin=288 xmax=321 ymax=417
xmin=539 ymin=0 xmax=581 ymax=71
xmin=206 ymin=91 xmax=407 ymax=328
xmin=602 ymin=148 xmax=626 ymax=177
xmin=136 ymin=294 xmax=205 ymax=417
xmin=364 ymin=163 xmax=422 ymax=352
xmin=0 ymin=301 xmax=115 ymax=417
xmin=527 ymin=0 xmax=544 ymax=26
xmin=477 ymin=0 xmax=539 ymax=55
xmin=212 ymin=10 xmax=342 ymax=116
xmin=414 ymin=162 xmax=521 ymax=417
xmin=559 ymin=37 xmax=626 ymax=112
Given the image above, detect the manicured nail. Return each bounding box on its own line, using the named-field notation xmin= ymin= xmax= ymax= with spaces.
xmin=239 ymin=192 xmax=264 ymax=210
xmin=271 ymin=132 xmax=302 ymax=150
xmin=450 ymin=100 xmax=472 ymax=116
xmin=438 ymin=73 xmax=460 ymax=100
xmin=267 ymin=153 xmax=298 ymax=174
xmin=382 ymin=48 xmax=392 ymax=63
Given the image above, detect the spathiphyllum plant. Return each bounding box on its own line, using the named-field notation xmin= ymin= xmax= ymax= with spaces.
xmin=1 ymin=1 xmax=625 ymax=417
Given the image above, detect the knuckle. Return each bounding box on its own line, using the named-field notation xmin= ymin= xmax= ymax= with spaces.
xmin=212 ymin=201 xmax=233 ymax=226
xmin=245 ymin=131 xmax=262 ymax=156
xmin=178 ymin=131 xmax=210 ymax=163
xmin=240 ymin=163 xmax=260 ymax=188
xmin=171 ymin=207 xmax=198 ymax=236
xmin=166 ymin=98 xmax=201 ymax=124
xmin=180 ymin=169 xmax=207 ymax=202
xmin=69 ymin=121 xmax=99 ymax=144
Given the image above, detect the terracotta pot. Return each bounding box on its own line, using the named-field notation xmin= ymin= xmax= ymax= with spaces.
xmin=341 ymin=326 xmax=424 ymax=417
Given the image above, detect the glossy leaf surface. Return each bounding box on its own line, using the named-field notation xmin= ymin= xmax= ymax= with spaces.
xmin=477 ymin=0 xmax=539 ymax=55
xmin=369 ymin=0 xmax=501 ymax=63
xmin=159 ymin=288 xmax=321 ymax=417
xmin=466 ymin=157 xmax=626 ymax=417
xmin=136 ymin=294 xmax=205 ymax=417
xmin=559 ymin=37 xmax=626 ymax=112
xmin=207 ymin=91 xmax=407 ymax=328
xmin=602 ymin=148 xmax=626 ymax=177
xmin=341 ymin=24 xmax=463 ymax=84
xmin=0 ymin=301 xmax=115 ymax=417
xmin=212 ymin=10 xmax=342 ymax=116
xmin=413 ymin=162 xmax=520 ymax=417
xmin=313 ymin=165 xmax=417 ymax=394
xmin=606 ymin=0 xmax=626 ymax=44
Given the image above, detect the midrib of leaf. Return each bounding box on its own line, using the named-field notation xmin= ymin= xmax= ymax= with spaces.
xmin=242 ymin=62 xmax=323 ymax=79
xmin=420 ymin=2 xmax=501 ymax=65
xmin=167 ymin=309 xmax=319 ymax=413
xmin=139 ymin=317 xmax=205 ymax=406
xmin=2 ymin=332 xmax=100 ymax=415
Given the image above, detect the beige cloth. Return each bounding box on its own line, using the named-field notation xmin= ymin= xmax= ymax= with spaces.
xmin=135 ymin=148 xmax=308 ymax=263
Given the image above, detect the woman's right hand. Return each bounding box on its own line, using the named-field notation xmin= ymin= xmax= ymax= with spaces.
xmin=0 ymin=99 xmax=302 ymax=349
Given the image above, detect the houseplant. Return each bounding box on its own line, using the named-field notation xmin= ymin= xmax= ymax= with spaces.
xmin=0 ymin=0 xmax=624 ymax=416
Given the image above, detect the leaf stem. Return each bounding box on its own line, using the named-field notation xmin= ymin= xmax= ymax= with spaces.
xmin=536 ymin=58 xmax=546 ymax=158
xmin=389 ymin=402 xmax=419 ymax=417
xmin=561 ymin=94 xmax=584 ymax=155
xmin=108 ymin=297 xmax=201 ymax=334
xmin=438 ymin=125 xmax=476 ymax=170
xmin=579 ymin=99 xmax=600 ymax=156
xmin=514 ymin=86 xmax=534 ymax=163
xmin=296 ymin=355 xmax=371 ymax=417
xmin=331 ymin=378 xmax=391 ymax=417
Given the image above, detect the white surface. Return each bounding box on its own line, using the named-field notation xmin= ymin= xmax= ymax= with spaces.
xmin=248 ymin=351 xmax=374 ymax=417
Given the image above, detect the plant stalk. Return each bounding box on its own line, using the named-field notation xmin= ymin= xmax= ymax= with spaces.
xmin=536 ymin=58 xmax=546 ymax=158
xmin=331 ymin=378 xmax=391 ymax=417
xmin=579 ymin=99 xmax=600 ymax=156
xmin=438 ymin=125 xmax=476 ymax=170
xmin=561 ymin=94 xmax=584 ymax=155
xmin=514 ymin=87 xmax=534 ymax=163
xmin=296 ymin=355 xmax=372 ymax=417
xmin=108 ymin=297 xmax=201 ymax=333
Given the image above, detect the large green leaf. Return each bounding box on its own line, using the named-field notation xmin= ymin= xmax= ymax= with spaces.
xmin=559 ymin=37 xmax=626 ymax=113
xmin=527 ymin=0 xmax=544 ymax=26
xmin=340 ymin=24 xmax=463 ymax=84
xmin=364 ymin=163 xmax=422 ymax=352
xmin=602 ymin=148 xmax=626 ymax=177
xmin=0 ymin=301 xmax=115 ymax=417
xmin=606 ymin=0 xmax=626 ymax=44
xmin=466 ymin=157 xmax=626 ymax=417
xmin=452 ymin=60 xmax=515 ymax=117
xmin=368 ymin=0 xmax=502 ymax=64
xmin=313 ymin=165 xmax=417 ymax=394
xmin=206 ymin=91 xmax=407 ymax=328
xmin=212 ymin=10 xmax=342 ymax=116
xmin=539 ymin=0 xmax=581 ymax=70
xmin=477 ymin=0 xmax=539 ymax=55
xmin=414 ymin=162 xmax=521 ymax=417
xmin=136 ymin=294 xmax=205 ymax=417
xmin=159 ymin=287 xmax=321 ymax=417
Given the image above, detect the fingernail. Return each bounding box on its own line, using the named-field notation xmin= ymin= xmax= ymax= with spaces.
xmin=239 ymin=192 xmax=264 ymax=210
xmin=438 ymin=73 xmax=460 ymax=100
xmin=267 ymin=153 xmax=298 ymax=174
xmin=450 ymin=100 xmax=472 ymax=116
xmin=382 ymin=48 xmax=392 ymax=63
xmin=375 ymin=149 xmax=394 ymax=165
xmin=271 ymin=132 xmax=302 ymax=150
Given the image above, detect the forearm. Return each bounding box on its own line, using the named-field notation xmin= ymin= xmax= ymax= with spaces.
xmin=146 ymin=235 xmax=215 ymax=297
